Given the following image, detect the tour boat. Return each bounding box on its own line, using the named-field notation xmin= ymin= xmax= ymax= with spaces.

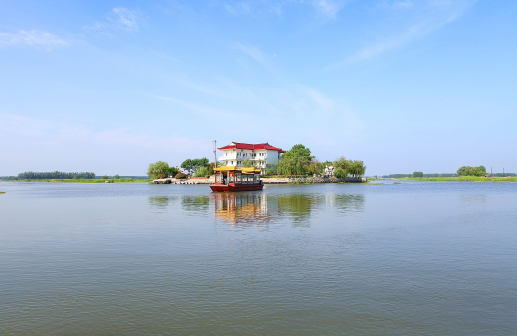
xmin=210 ymin=166 xmax=263 ymax=192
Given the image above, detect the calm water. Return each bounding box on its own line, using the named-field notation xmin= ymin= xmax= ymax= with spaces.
xmin=1 ymin=181 xmax=516 ymax=335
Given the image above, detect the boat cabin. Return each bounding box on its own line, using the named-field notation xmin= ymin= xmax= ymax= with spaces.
xmin=210 ymin=166 xmax=263 ymax=192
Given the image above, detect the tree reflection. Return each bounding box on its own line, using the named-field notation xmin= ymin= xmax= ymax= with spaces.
xmin=148 ymin=196 xmax=178 ymax=209
xmin=275 ymin=194 xmax=318 ymax=227
xmin=182 ymin=195 xmax=210 ymax=214
xmin=328 ymin=194 xmax=365 ymax=213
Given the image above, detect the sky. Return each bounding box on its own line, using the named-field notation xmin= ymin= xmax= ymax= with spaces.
xmin=1 ymin=0 xmax=516 ymax=176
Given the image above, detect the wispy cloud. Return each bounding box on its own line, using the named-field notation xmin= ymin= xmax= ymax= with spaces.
xmin=310 ymin=0 xmax=348 ymax=17
xmin=304 ymin=87 xmax=334 ymax=109
xmin=0 ymin=30 xmax=66 ymax=50
xmin=110 ymin=7 xmax=139 ymax=31
xmin=144 ymin=94 xmax=239 ymax=118
xmin=0 ymin=113 xmax=196 ymax=148
xmin=84 ymin=7 xmax=139 ymax=32
xmin=235 ymin=43 xmax=266 ymax=64
xmin=222 ymin=0 xmax=347 ymax=17
xmin=329 ymin=0 xmax=477 ymax=68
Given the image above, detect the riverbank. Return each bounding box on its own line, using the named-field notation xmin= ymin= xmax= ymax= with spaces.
xmin=1 ymin=178 xmax=151 ymax=183
xmin=390 ymin=176 xmax=517 ymax=182
xmin=152 ymin=177 xmax=367 ymax=184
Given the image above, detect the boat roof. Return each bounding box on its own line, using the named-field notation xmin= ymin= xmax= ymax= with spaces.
xmin=214 ymin=166 xmax=261 ymax=174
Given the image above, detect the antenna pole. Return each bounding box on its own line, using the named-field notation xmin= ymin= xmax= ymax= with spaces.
xmin=213 ymin=140 xmax=217 ymax=167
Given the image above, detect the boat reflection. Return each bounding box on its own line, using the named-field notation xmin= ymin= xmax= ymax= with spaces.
xmin=150 ymin=191 xmax=365 ymax=228
xmin=212 ymin=192 xmax=273 ymax=227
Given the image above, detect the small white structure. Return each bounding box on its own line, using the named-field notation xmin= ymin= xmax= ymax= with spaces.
xmin=218 ymin=142 xmax=285 ymax=175
xmin=324 ymin=165 xmax=335 ymax=177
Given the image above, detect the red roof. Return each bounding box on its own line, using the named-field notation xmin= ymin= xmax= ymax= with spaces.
xmin=218 ymin=142 xmax=285 ymax=153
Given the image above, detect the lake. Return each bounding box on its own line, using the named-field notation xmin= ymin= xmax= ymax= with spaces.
xmin=1 ymin=181 xmax=516 ymax=335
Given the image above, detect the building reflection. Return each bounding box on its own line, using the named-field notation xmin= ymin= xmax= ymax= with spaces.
xmin=212 ymin=192 xmax=273 ymax=227
xmin=151 ymin=192 xmax=365 ymax=228
xmin=212 ymin=193 xmax=322 ymax=228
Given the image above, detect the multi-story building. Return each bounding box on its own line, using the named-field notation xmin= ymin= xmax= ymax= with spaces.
xmin=218 ymin=142 xmax=285 ymax=174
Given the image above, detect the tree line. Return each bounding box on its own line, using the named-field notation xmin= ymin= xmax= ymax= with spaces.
xmin=276 ymin=144 xmax=366 ymax=177
xmin=147 ymin=158 xmax=214 ymax=179
xmin=17 ymin=171 xmax=96 ymax=179
xmin=146 ymin=143 xmax=366 ymax=179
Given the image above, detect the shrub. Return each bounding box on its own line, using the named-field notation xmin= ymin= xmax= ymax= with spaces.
xmin=266 ymin=169 xmax=275 ymax=176
xmin=194 ymin=166 xmax=209 ymax=177
xmin=175 ymin=173 xmax=187 ymax=179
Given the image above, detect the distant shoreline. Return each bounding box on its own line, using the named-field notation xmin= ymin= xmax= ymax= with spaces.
xmin=390 ymin=176 xmax=517 ymax=182
xmin=0 ymin=179 xmax=151 ymax=183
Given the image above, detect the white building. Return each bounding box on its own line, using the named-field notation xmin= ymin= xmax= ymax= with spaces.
xmin=218 ymin=142 xmax=285 ymax=174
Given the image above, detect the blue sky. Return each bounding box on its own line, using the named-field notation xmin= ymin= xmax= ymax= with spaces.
xmin=1 ymin=0 xmax=516 ymax=176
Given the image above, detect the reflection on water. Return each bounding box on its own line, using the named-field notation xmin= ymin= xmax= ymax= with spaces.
xmin=459 ymin=194 xmax=487 ymax=208
xmin=212 ymin=192 xmax=365 ymax=228
xmin=2 ymin=182 xmax=517 ymax=335
xmin=212 ymin=192 xmax=271 ymax=228
xmin=182 ymin=195 xmax=210 ymax=216
xmin=148 ymin=196 xmax=178 ymax=209
xmin=327 ymin=194 xmax=365 ymax=213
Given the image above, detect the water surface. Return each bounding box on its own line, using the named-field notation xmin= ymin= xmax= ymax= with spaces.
xmin=1 ymin=181 xmax=516 ymax=335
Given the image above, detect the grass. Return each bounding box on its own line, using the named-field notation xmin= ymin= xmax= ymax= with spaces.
xmin=392 ymin=176 xmax=517 ymax=182
xmin=11 ymin=178 xmax=151 ymax=183
xmin=0 ymin=191 xmax=5 ymax=194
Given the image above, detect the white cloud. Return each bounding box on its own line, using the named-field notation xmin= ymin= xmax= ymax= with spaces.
xmin=110 ymin=7 xmax=139 ymax=31
xmin=235 ymin=43 xmax=266 ymax=64
xmin=84 ymin=7 xmax=139 ymax=32
xmin=329 ymin=0 xmax=477 ymax=67
xmin=0 ymin=30 xmax=66 ymax=50
xmin=0 ymin=113 xmax=194 ymax=149
xmin=310 ymin=0 xmax=347 ymax=17
xmin=222 ymin=0 xmax=347 ymax=17
xmin=305 ymin=88 xmax=334 ymax=109
xmin=0 ymin=113 xmax=210 ymax=174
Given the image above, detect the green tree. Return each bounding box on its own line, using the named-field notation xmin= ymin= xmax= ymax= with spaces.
xmin=180 ymin=159 xmax=194 ymax=174
xmin=194 ymin=166 xmax=209 ymax=177
xmin=307 ymin=159 xmax=324 ymax=175
xmin=277 ymin=144 xmax=313 ymax=176
xmin=148 ymin=161 xmax=173 ymax=179
xmin=457 ymin=165 xmax=486 ymax=176
xmin=241 ymin=158 xmax=253 ymax=167
xmin=101 ymin=175 xmax=109 ymax=179
xmin=208 ymin=162 xmax=215 ymax=176
xmin=277 ymin=155 xmax=310 ymax=176
xmin=181 ymin=158 xmax=209 ymax=174
xmin=169 ymin=166 xmax=180 ymax=177
xmin=333 ymin=157 xmax=349 ymax=178
xmin=349 ymin=160 xmax=366 ymax=177
xmin=115 ymin=174 xmax=120 ymax=179
xmin=413 ymin=171 xmax=423 ymax=178
xmin=285 ymin=144 xmax=313 ymax=160
xmin=266 ymin=163 xmax=277 ymax=174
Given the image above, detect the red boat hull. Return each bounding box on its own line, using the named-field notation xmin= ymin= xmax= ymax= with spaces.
xmin=210 ymin=183 xmax=263 ymax=192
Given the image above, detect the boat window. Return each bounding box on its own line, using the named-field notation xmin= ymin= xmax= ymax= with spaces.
xmin=235 ymin=173 xmax=241 ymax=183
xmin=229 ymin=174 xmax=234 ymax=183
xmin=216 ymin=174 xmax=222 ymax=183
